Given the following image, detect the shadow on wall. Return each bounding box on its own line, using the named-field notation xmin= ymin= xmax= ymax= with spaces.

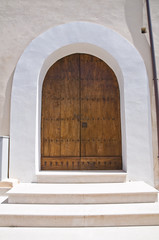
xmin=1 ymin=71 xmax=14 ymax=136
xmin=125 ymin=0 xmax=159 ymax=188
xmin=125 ymin=0 xmax=152 ymax=84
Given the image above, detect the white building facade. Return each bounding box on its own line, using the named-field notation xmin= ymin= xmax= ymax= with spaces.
xmin=0 ymin=0 xmax=159 ymax=187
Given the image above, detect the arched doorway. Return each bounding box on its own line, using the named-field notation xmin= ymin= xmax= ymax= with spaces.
xmin=41 ymin=53 xmax=122 ymax=170
xmin=10 ymin=22 xmax=153 ymax=183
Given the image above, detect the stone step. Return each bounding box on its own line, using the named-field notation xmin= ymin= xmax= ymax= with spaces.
xmin=0 ymin=178 xmax=19 ymax=196
xmin=0 ymin=178 xmax=19 ymax=188
xmin=36 ymin=170 xmax=127 ymax=183
xmin=7 ymin=181 xmax=158 ymax=204
xmin=1 ymin=226 xmax=159 ymax=240
xmin=0 ymin=187 xmax=10 ymax=196
xmin=0 ymin=196 xmax=8 ymax=204
xmin=0 ymin=203 xmax=159 ymax=227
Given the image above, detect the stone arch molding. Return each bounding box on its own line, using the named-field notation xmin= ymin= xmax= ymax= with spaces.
xmin=10 ymin=22 xmax=154 ymax=185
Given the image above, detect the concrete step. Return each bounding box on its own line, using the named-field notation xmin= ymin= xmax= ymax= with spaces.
xmin=36 ymin=170 xmax=127 ymax=183
xmin=0 ymin=203 xmax=159 ymax=227
xmin=0 ymin=178 xmax=19 ymax=197
xmin=0 ymin=187 xmax=10 ymax=196
xmin=1 ymin=226 xmax=159 ymax=240
xmin=0 ymin=196 xmax=8 ymax=204
xmin=7 ymin=181 xmax=158 ymax=204
xmin=0 ymin=178 xmax=19 ymax=188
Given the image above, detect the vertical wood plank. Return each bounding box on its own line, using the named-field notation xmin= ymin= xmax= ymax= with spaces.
xmin=60 ymin=54 xmax=80 ymax=157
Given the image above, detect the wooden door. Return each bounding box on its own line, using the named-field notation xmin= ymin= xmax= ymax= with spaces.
xmin=41 ymin=54 xmax=122 ymax=170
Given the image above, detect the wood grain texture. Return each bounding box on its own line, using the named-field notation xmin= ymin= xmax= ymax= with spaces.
xmin=41 ymin=157 xmax=122 ymax=170
xmin=41 ymin=54 xmax=122 ymax=170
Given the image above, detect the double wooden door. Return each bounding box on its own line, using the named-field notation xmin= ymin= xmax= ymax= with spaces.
xmin=41 ymin=54 xmax=122 ymax=170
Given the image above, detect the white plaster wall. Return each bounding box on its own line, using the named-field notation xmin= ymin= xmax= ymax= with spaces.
xmin=0 ymin=136 xmax=9 ymax=180
xmin=0 ymin=0 xmax=158 ymax=184
xmin=0 ymin=0 xmax=133 ymax=135
xmin=10 ymin=22 xmax=154 ymax=185
xmin=125 ymin=0 xmax=159 ymax=187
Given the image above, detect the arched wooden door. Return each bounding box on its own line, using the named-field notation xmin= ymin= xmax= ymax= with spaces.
xmin=41 ymin=54 xmax=122 ymax=170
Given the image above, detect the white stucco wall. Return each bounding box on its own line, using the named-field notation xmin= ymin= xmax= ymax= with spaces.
xmin=9 ymin=22 xmax=154 ymax=185
xmin=0 ymin=0 xmax=158 ymax=185
xmin=125 ymin=0 xmax=159 ymax=188
xmin=0 ymin=0 xmax=136 ymax=135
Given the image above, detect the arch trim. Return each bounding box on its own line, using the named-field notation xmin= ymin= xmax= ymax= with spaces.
xmin=10 ymin=22 xmax=153 ymax=184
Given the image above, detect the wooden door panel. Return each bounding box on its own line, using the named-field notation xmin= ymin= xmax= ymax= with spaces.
xmin=60 ymin=54 xmax=80 ymax=157
xmin=41 ymin=156 xmax=122 ymax=170
xmin=61 ymin=98 xmax=80 ymax=156
xmin=80 ymin=157 xmax=122 ymax=170
xmin=42 ymin=119 xmax=61 ymax=157
xmin=41 ymin=53 xmax=122 ymax=170
xmin=41 ymin=54 xmax=80 ymax=169
xmin=41 ymin=157 xmax=80 ymax=170
xmin=80 ymin=54 xmax=121 ymax=162
xmin=41 ymin=65 xmax=61 ymax=159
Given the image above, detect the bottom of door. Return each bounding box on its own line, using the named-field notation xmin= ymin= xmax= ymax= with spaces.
xmin=41 ymin=157 xmax=122 ymax=170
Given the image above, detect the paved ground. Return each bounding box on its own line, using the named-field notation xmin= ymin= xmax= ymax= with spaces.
xmin=1 ymin=226 xmax=159 ymax=240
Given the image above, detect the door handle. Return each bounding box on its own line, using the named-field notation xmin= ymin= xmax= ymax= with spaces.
xmin=82 ymin=122 xmax=87 ymax=128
